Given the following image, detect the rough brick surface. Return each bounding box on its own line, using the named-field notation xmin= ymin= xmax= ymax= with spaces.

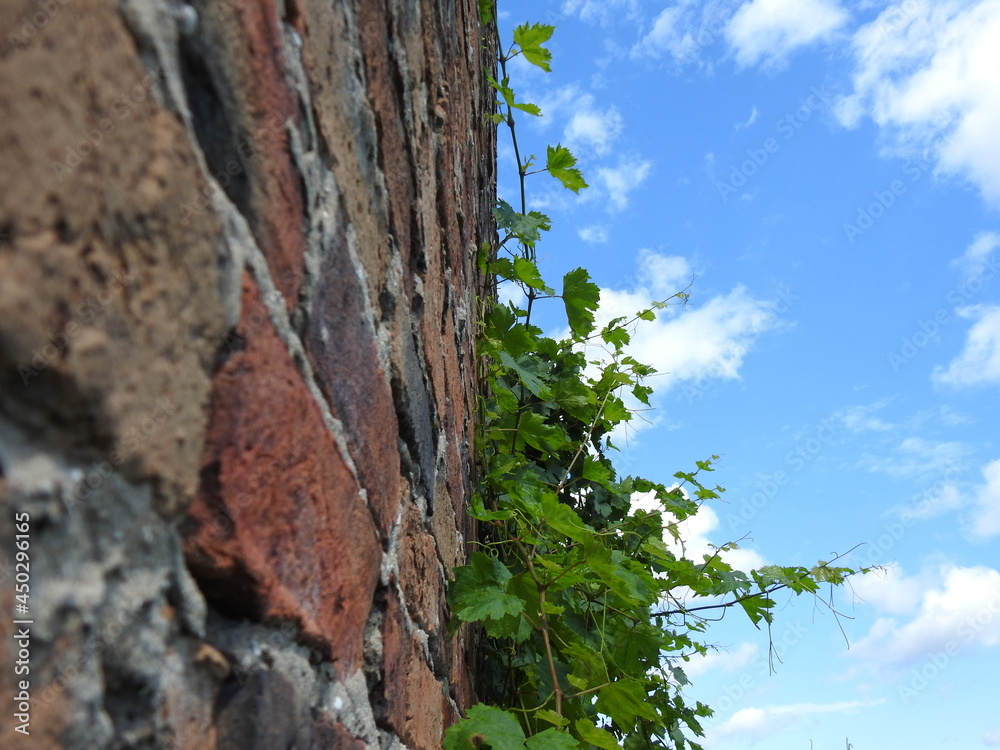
xmin=0 ymin=0 xmax=494 ymax=746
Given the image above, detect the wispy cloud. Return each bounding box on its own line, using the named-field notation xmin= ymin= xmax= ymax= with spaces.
xmin=561 ymin=0 xmax=640 ymax=26
xmin=594 ymin=282 xmax=779 ymax=388
xmin=632 ymin=0 xmax=736 ymax=68
xmin=933 ymin=305 xmax=1000 ymax=387
xmin=726 ymin=0 xmax=849 ymax=69
xmin=563 ymin=94 xmax=624 ymax=156
xmin=735 ymin=106 xmax=760 ymax=130
xmin=951 ymin=231 xmax=1000 ymax=283
xmin=684 ymin=641 xmax=759 ymax=679
xmin=968 ymin=459 xmax=1000 ymax=540
xmin=706 ymin=699 xmax=880 ymax=744
xmin=631 ymin=493 xmax=767 ymax=572
xmin=851 ymin=564 xmax=1000 ymax=671
xmin=577 ymin=225 xmax=608 ymax=244
xmin=594 ymin=157 xmax=652 ymax=210
xmin=578 ymin=252 xmax=782 ymax=442
xmin=857 ymin=437 xmax=969 ymax=478
xmin=835 ymin=401 xmax=895 ymax=433
xmin=836 ymin=0 xmax=1000 ymax=208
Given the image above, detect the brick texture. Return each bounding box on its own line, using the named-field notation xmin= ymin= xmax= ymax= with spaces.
xmin=0 ymin=0 xmax=494 ymax=747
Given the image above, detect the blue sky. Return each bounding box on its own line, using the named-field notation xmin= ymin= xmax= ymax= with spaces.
xmin=497 ymin=1 xmax=1000 ymax=748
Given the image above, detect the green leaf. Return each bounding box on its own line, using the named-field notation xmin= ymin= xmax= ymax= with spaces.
xmin=582 ymin=456 xmax=614 ymax=488
xmin=565 ymin=640 xmax=608 ymax=691
xmin=513 ymin=101 xmax=542 ymax=116
xmin=541 ymin=493 xmax=595 ymax=544
xmin=498 ymin=350 xmax=553 ymax=399
xmin=444 ymin=705 xmax=525 ymax=750
xmin=573 ymin=720 xmax=620 ymax=750
xmin=595 ymin=679 xmax=659 ymax=728
xmin=546 ymin=145 xmax=588 ymax=193
xmin=738 ymin=595 xmax=775 ymax=627
xmin=513 ymin=23 xmax=555 ymax=72
xmin=487 ymin=73 xmax=541 ymax=118
xmin=478 ymin=0 xmax=494 ymax=24
xmin=535 ymin=709 xmax=570 ymax=728
xmin=524 ymin=728 xmax=581 ymax=750
xmin=449 ymin=552 xmax=525 ymax=623
xmin=501 ymin=323 xmax=538 ymax=358
xmin=493 ymin=200 xmax=552 ymax=247
xmin=600 ymin=324 xmax=630 ymax=350
xmin=562 ymin=268 xmax=600 ymax=338
xmin=810 ymin=562 xmax=847 ymax=584
xmin=517 ymin=411 xmax=569 ymax=453
xmin=513 ymin=256 xmax=548 ymax=291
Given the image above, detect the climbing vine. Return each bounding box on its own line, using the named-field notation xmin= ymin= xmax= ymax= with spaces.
xmin=445 ymin=5 xmax=871 ymax=749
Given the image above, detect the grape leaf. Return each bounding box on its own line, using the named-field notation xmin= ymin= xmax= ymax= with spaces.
xmin=513 ymin=23 xmax=555 ymax=72
xmin=449 ymin=552 xmax=525 ymax=622
xmin=546 ymin=145 xmax=588 ymax=193
xmin=562 ymin=268 xmax=600 ymax=338
xmin=444 ymin=705 xmax=525 ymax=750
xmin=524 ymin=728 xmax=581 ymax=750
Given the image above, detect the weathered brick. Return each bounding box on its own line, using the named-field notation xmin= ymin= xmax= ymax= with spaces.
xmin=381 ymin=589 xmax=446 ymax=750
xmin=184 ymin=274 xmax=381 ymax=670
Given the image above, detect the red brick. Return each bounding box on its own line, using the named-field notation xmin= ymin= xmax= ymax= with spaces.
xmin=184 ymin=273 xmax=381 ymax=670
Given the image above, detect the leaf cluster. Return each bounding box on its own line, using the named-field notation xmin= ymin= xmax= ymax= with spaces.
xmin=449 ymin=10 xmax=870 ymax=750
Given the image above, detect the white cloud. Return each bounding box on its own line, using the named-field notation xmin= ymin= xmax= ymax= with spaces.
xmin=635 ymin=249 xmax=693 ymax=295
xmin=984 ymin=727 xmax=1000 ymax=746
xmin=836 ymin=0 xmax=1000 ymax=208
xmin=726 ymin=0 xmax=849 ymax=68
xmin=836 ymin=401 xmax=894 ymax=433
xmin=594 ymin=282 xmax=779 ymax=385
xmin=850 ymin=565 xmax=929 ymax=615
xmin=563 ymin=94 xmax=624 ymax=156
xmin=909 ymin=481 xmax=964 ymax=519
xmin=857 ymin=436 xmax=968 ymax=478
xmin=594 ymin=157 xmax=652 ymax=210
xmin=562 ymin=0 xmax=640 ymax=25
xmin=632 ymin=0 xmax=737 ymax=67
xmin=577 ymin=225 xmax=608 ymax=244
xmin=736 ymin=106 xmax=760 ymax=130
xmin=852 ymin=564 xmax=1000 ymax=670
xmin=933 ymin=305 xmax=1000 ymax=387
xmin=706 ymin=700 xmax=878 ymax=744
xmin=684 ymin=641 xmax=759 ymax=679
xmin=968 ymin=458 xmax=1000 ymax=540
xmin=634 ymin=5 xmax=703 ymax=63
xmin=631 ymin=492 xmax=767 ymax=573
xmin=951 ymin=231 xmax=1000 ymax=283
xmin=894 ymin=456 xmax=1000 ymax=536
xmin=574 ymin=253 xmax=781 ymax=444
xmin=588 ymin=250 xmax=780 ymax=393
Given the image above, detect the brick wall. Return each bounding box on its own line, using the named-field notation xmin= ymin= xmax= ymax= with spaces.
xmin=0 ymin=0 xmax=494 ymax=747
